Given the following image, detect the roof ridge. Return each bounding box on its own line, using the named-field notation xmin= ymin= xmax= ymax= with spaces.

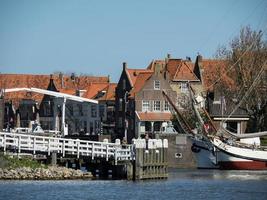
xmin=173 ymin=61 xmax=182 ymax=79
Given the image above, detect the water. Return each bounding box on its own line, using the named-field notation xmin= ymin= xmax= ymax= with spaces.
xmin=1 ymin=169 xmax=267 ymax=200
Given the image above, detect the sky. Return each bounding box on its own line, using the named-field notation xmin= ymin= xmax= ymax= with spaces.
xmin=0 ymin=0 xmax=266 ymax=82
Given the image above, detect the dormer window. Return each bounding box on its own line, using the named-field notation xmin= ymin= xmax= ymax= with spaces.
xmin=154 ymin=80 xmax=160 ymax=90
xmin=181 ymin=83 xmax=188 ymax=93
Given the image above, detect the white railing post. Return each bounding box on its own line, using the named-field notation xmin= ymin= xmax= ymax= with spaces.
xmin=33 ymin=137 xmax=36 ymax=154
xmin=106 ymin=145 xmax=109 ymax=161
xmin=0 ymin=132 xmax=135 ymax=162
xmin=76 ymin=139 xmax=80 ymax=158
xmin=3 ymin=134 xmax=6 ymax=153
xmin=114 ymin=147 xmax=118 ymax=165
xmin=18 ymin=135 xmax=21 ymax=153
xmin=62 ymin=140 xmax=65 ymax=157
xmin=92 ymin=143 xmax=94 ymax=160
xmin=48 ymin=138 xmax=51 ymax=156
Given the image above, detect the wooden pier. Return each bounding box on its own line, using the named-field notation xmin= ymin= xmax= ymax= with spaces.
xmin=0 ymin=132 xmax=168 ymax=180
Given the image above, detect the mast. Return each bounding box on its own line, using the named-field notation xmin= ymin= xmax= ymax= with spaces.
xmin=162 ymin=90 xmax=193 ymax=134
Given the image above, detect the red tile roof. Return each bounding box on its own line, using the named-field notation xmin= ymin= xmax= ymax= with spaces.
xmin=0 ymin=73 xmax=109 ymax=106
xmin=166 ymin=59 xmax=199 ymax=81
xmin=125 ymin=68 xmax=153 ymax=86
xmin=201 ymin=59 xmax=235 ymax=91
xmin=82 ymin=82 xmax=109 ymax=99
xmin=136 ymin=112 xmax=172 ymax=121
xmin=97 ymin=83 xmax=117 ymax=101
xmin=58 ymin=88 xmax=76 ymax=95
xmin=129 ymin=71 xmax=153 ymax=97
xmin=147 ymin=58 xmax=199 ymax=81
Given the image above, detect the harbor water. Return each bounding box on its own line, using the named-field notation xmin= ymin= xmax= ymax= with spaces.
xmin=0 ymin=169 xmax=267 ymax=200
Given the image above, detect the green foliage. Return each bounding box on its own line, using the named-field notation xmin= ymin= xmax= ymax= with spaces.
xmin=0 ymin=153 xmax=46 ymax=169
xmin=260 ymin=136 xmax=267 ymax=146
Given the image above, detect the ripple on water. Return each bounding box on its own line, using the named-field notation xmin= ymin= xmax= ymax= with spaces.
xmin=0 ymin=170 xmax=267 ymax=200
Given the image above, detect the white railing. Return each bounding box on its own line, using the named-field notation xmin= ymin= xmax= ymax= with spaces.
xmin=0 ymin=132 xmax=134 ymax=164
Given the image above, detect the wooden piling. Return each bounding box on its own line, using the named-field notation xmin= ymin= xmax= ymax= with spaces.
xmin=130 ymin=138 xmax=168 ymax=180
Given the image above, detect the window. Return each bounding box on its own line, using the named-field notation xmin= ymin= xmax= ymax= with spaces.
xmin=78 ymin=104 xmax=83 ymax=116
xmin=164 ymin=101 xmax=170 ymax=111
xmin=99 ymin=104 xmax=105 ymax=118
xmin=68 ymin=104 xmax=74 ymax=116
xmin=154 ymin=80 xmax=160 ymax=90
xmin=44 ymin=101 xmax=51 ymax=116
xmin=91 ymin=105 xmax=97 ymax=117
xmin=95 ymin=121 xmax=100 ymax=134
xmin=142 ymin=100 xmax=150 ymax=112
xmin=181 ymin=83 xmax=188 ymax=93
xmin=153 ymin=100 xmax=161 ymax=111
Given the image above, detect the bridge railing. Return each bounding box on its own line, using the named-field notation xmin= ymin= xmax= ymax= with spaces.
xmin=0 ymin=132 xmax=133 ymax=164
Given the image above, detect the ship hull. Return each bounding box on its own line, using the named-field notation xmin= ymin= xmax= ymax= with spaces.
xmin=214 ymin=138 xmax=267 ymax=170
xmin=190 ymin=137 xmax=219 ymax=169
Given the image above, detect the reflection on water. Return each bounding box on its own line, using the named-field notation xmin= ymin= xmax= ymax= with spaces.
xmin=168 ymin=169 xmax=267 ymax=181
xmin=0 ymin=169 xmax=267 ymax=200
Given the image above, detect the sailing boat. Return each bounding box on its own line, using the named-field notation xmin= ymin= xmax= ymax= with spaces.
xmin=189 ymin=69 xmax=267 ymax=169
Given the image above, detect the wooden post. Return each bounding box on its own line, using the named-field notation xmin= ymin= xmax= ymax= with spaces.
xmin=51 ymin=152 xmax=57 ymax=166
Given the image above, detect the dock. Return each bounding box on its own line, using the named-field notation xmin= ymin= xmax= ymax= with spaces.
xmin=0 ymin=132 xmax=168 ymax=180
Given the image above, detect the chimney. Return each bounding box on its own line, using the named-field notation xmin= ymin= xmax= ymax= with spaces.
xmin=59 ymin=72 xmax=64 ymax=88
xmin=194 ymin=54 xmax=203 ymax=82
xmin=167 ymin=54 xmax=171 ymax=59
xmin=123 ymin=62 xmax=127 ymax=70
xmin=197 ymin=54 xmax=203 ymax=66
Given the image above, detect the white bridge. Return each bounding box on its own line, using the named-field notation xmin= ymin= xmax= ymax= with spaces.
xmin=0 ymin=132 xmax=134 ymax=164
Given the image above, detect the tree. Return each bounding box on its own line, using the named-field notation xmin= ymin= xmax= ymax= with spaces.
xmin=216 ymin=26 xmax=267 ymax=132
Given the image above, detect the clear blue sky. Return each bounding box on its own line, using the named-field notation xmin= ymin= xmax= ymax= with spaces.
xmin=0 ymin=0 xmax=266 ymax=82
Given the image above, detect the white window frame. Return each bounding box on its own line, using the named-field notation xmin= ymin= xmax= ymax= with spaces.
xmin=154 ymin=80 xmax=160 ymax=90
xmin=164 ymin=101 xmax=170 ymax=112
xmin=153 ymin=100 xmax=161 ymax=112
xmin=142 ymin=100 xmax=150 ymax=112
